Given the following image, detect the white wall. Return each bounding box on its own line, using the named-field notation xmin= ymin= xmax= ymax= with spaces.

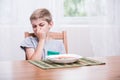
xmin=60 ymin=25 xmax=120 ymax=57
xmin=0 ymin=0 xmax=120 ymax=61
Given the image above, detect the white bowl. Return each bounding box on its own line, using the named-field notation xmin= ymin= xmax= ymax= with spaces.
xmin=46 ymin=54 xmax=82 ymax=64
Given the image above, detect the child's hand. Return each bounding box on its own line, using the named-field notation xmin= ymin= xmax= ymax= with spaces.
xmin=36 ymin=28 xmax=47 ymax=40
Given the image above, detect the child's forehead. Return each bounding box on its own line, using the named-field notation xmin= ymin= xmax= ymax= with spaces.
xmin=31 ymin=19 xmax=47 ymax=24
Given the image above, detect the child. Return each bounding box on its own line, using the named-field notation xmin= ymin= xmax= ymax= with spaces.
xmin=20 ymin=8 xmax=66 ymax=60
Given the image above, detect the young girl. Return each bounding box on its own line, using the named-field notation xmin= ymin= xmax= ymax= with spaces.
xmin=20 ymin=8 xmax=66 ymax=60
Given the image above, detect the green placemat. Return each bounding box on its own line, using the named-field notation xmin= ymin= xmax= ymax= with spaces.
xmin=28 ymin=58 xmax=105 ymax=69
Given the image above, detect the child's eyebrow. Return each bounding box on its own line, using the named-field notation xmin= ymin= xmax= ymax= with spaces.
xmin=39 ymin=21 xmax=46 ymax=25
xmin=39 ymin=22 xmax=45 ymax=25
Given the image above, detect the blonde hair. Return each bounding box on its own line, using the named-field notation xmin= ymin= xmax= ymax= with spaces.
xmin=30 ymin=8 xmax=52 ymax=23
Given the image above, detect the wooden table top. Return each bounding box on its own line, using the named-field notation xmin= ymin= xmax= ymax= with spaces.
xmin=0 ymin=56 xmax=120 ymax=80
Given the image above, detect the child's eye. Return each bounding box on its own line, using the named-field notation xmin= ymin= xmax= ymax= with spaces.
xmin=39 ymin=23 xmax=44 ymax=27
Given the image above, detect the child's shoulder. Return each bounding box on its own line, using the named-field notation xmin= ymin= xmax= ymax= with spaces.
xmin=24 ymin=36 xmax=38 ymax=42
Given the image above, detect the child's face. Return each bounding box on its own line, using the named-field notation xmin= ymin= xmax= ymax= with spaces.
xmin=31 ymin=19 xmax=53 ymax=35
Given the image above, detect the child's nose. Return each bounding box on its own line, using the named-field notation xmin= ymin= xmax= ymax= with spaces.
xmin=36 ymin=26 xmax=40 ymax=29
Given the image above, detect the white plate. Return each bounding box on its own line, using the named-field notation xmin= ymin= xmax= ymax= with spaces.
xmin=46 ymin=54 xmax=82 ymax=64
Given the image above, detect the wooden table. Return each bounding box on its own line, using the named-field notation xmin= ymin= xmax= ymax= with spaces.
xmin=0 ymin=56 xmax=120 ymax=80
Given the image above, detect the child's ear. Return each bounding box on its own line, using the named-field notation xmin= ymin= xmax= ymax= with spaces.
xmin=49 ymin=21 xmax=54 ymax=28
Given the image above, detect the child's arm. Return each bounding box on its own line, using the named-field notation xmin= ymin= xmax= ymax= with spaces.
xmin=25 ymin=29 xmax=47 ymax=60
xmin=25 ymin=39 xmax=45 ymax=60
